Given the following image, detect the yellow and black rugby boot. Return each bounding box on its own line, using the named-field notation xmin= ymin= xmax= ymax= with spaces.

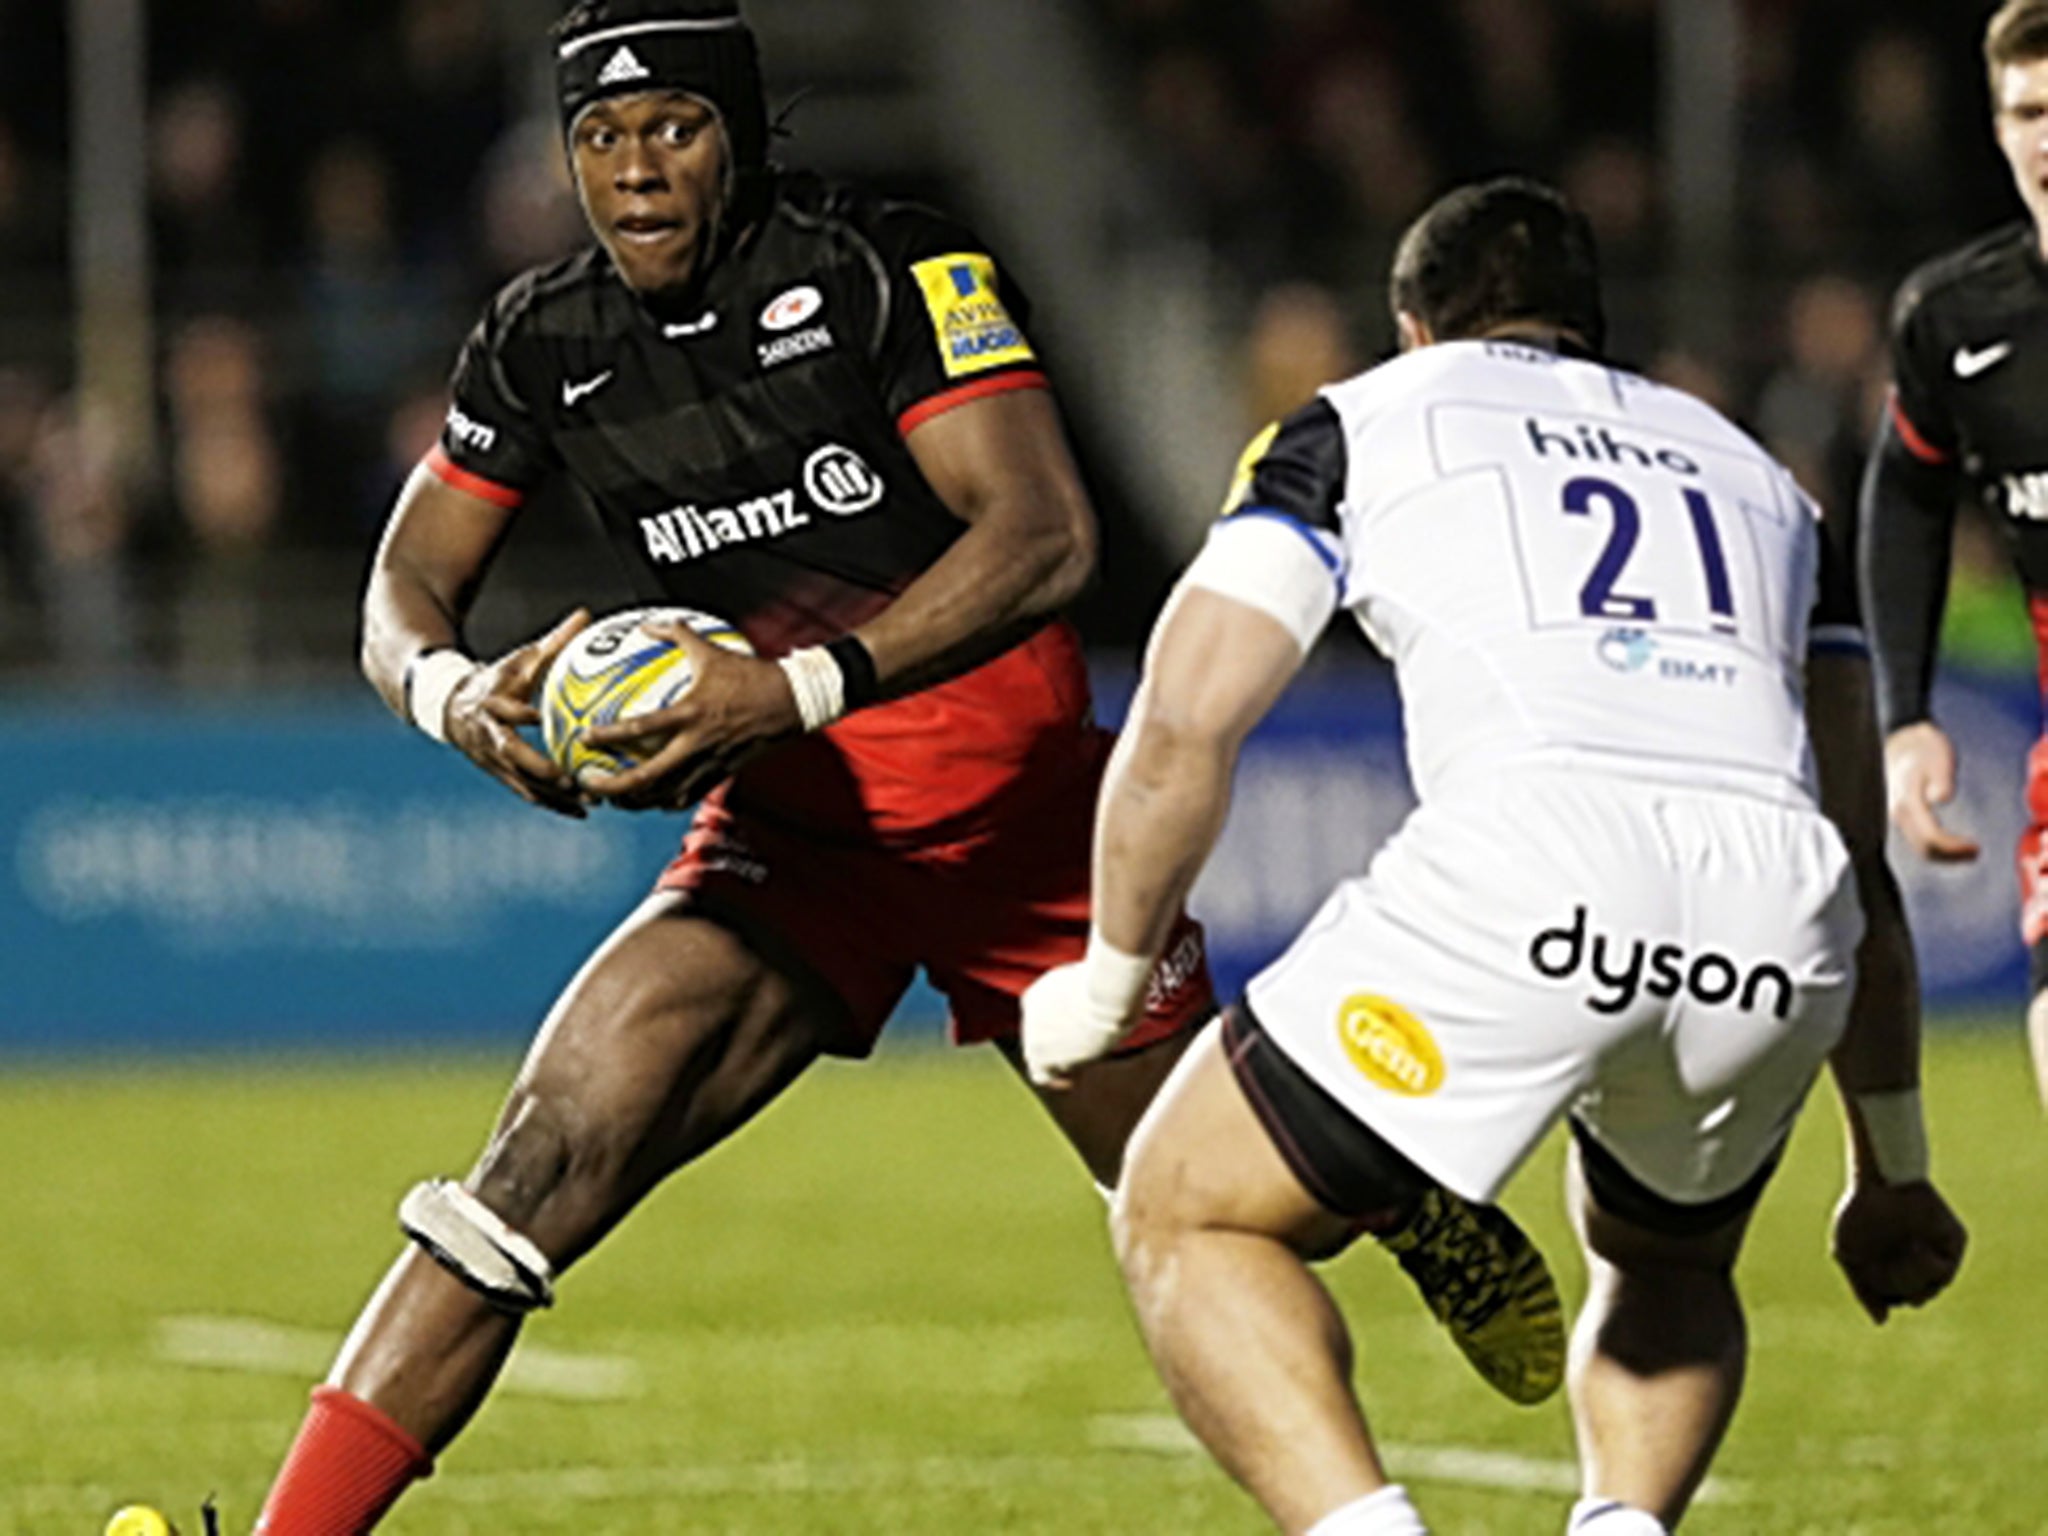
xmin=1377 ymin=1186 xmax=1565 ymax=1405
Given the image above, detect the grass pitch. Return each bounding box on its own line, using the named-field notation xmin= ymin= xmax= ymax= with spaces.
xmin=1 ymin=1024 xmax=2042 ymax=1534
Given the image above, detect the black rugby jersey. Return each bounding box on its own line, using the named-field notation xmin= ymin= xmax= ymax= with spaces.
xmin=428 ymin=169 xmax=1048 ymax=658
xmin=1865 ymin=221 xmax=2048 ymax=728
xmin=425 ymin=169 xmax=1101 ymax=842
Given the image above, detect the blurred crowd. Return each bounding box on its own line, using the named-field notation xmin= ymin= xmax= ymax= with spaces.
xmin=0 ymin=0 xmax=2034 ymax=686
xmin=0 ymin=0 xmax=583 ymax=684
xmin=1112 ymin=0 xmax=2035 ymax=670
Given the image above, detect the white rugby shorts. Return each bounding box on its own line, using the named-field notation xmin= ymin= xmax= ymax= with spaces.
xmin=1245 ymin=770 xmax=1863 ymax=1207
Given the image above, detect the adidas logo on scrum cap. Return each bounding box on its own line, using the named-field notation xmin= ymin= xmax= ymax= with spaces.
xmin=596 ymin=45 xmax=653 ymax=86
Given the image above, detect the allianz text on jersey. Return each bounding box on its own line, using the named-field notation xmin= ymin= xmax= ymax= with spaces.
xmin=638 ymin=444 xmax=887 ymax=566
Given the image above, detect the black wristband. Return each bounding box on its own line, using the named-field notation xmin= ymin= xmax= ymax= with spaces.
xmin=825 ymin=634 xmax=880 ymax=711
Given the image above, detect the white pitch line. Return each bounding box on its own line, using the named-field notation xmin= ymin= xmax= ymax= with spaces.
xmin=434 ymin=1453 xmax=1206 ymax=1505
xmin=1088 ymin=1413 xmax=1750 ymax=1504
xmin=153 ymin=1314 xmax=643 ymax=1402
xmin=136 ymin=1331 xmax=1754 ymax=1510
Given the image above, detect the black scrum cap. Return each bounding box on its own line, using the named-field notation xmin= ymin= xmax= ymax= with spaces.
xmin=554 ymin=0 xmax=768 ymax=172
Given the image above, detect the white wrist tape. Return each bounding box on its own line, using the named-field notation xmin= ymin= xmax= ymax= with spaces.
xmin=1020 ymin=932 xmax=1158 ymax=1086
xmin=1855 ymin=1089 xmax=1930 ymax=1183
xmin=407 ymin=650 xmax=482 ymax=743
xmin=778 ymin=646 xmax=847 ymax=733
xmin=1084 ymin=929 xmax=1156 ymax=1018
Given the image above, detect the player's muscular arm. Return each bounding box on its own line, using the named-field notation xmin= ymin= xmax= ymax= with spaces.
xmin=365 ymin=468 xmax=588 ymax=816
xmin=585 ymin=387 xmax=1097 ymax=811
xmin=1805 ymin=651 xmax=1966 ymax=1322
xmin=1095 ymin=590 xmax=1303 ymax=955
xmin=1859 ymin=420 xmax=1978 ymax=861
xmin=1808 ymin=653 xmax=1920 ymax=1101
xmin=362 ymin=469 xmax=510 ymax=712
xmin=867 ymin=385 xmax=1099 ymax=694
xmin=1022 ymin=587 xmax=1304 ymax=1086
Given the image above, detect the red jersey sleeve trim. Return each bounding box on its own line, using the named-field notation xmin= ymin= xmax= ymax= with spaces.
xmin=1887 ymin=389 xmax=1951 ymax=467
xmin=896 ymin=370 xmax=1049 ymax=438
xmin=425 ymin=446 xmax=526 ymax=509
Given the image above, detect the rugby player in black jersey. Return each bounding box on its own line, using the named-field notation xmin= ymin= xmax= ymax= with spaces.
xmin=251 ymin=4 xmax=1564 ymax=1530
xmin=1863 ymin=0 xmax=2048 ymax=1110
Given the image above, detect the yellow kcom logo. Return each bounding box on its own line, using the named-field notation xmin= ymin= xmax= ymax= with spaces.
xmin=1336 ymin=995 xmax=1444 ymax=1097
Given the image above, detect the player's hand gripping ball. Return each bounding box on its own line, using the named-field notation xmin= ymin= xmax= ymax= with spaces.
xmin=541 ymin=606 xmax=754 ymax=789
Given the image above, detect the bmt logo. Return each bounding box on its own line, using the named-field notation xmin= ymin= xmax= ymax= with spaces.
xmin=1598 ymin=627 xmax=1656 ymax=672
xmin=1595 ymin=628 xmax=1737 ymax=686
xmin=1528 ymin=905 xmax=1794 ymax=1019
xmin=804 ymin=445 xmax=884 ymax=515
xmin=1657 ymin=657 xmax=1738 ymax=686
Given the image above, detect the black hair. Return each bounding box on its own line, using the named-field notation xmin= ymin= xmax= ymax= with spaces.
xmin=1389 ymin=177 xmax=1606 ymax=354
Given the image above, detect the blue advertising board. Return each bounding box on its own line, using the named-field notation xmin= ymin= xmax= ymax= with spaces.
xmin=0 ymin=664 xmax=2033 ymax=1055
xmin=0 ymin=700 xmax=685 ymax=1053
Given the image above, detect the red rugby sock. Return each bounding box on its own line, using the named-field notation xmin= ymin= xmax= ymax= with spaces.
xmin=254 ymin=1386 xmax=433 ymax=1535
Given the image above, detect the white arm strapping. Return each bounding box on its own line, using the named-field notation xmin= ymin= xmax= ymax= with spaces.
xmin=1182 ymin=514 xmax=1343 ymax=654
xmin=407 ymin=650 xmax=482 ymax=743
xmin=778 ymin=647 xmax=847 ymax=733
xmin=1018 ymin=933 xmax=1156 ymax=1086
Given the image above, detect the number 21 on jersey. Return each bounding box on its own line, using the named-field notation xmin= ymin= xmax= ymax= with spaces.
xmin=1564 ymin=477 xmax=1736 ymax=633
xmin=1455 ymin=410 xmax=1795 ymax=651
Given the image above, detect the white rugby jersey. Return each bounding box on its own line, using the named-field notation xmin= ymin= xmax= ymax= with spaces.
xmin=1197 ymin=339 xmax=1866 ymax=804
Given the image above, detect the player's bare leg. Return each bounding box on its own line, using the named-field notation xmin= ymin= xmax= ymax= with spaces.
xmin=1110 ymin=1024 xmax=1407 ymax=1534
xmin=998 ymin=1027 xmax=1197 ymax=1188
xmin=1564 ymin=1141 xmax=1754 ymax=1528
xmin=2026 ymin=989 xmax=2048 ymax=1111
xmin=257 ymin=893 xmax=840 ymax=1531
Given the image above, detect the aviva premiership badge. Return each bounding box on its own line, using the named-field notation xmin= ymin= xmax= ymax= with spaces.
xmin=912 ymin=253 xmax=1036 ymax=378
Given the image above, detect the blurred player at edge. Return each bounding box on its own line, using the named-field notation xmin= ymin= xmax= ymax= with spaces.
xmin=250 ymin=4 xmax=1561 ymax=1531
xmin=1862 ymin=0 xmax=2048 ymax=1110
xmin=1024 ymin=179 xmax=1968 ymax=1534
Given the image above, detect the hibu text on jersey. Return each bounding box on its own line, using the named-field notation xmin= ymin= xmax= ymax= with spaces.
xmin=1524 ymin=416 xmax=1701 ymax=477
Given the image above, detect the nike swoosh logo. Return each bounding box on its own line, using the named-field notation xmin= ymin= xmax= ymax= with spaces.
xmin=1953 ymin=341 xmax=2013 ymax=379
xmin=562 ymin=371 xmax=615 ymax=406
xmin=664 ymin=313 xmax=719 ymax=338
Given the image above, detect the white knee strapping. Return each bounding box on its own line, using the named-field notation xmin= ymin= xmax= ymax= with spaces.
xmin=1306 ymin=1486 xmax=1428 ymax=1535
xmin=399 ymin=1179 xmax=557 ymax=1312
xmin=1568 ymin=1498 xmax=1668 ymax=1535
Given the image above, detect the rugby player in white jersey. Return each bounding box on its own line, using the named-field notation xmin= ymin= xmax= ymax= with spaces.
xmin=1023 ymin=179 xmax=1967 ymax=1535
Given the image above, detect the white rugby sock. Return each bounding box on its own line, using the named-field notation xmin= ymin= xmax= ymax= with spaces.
xmin=1567 ymin=1496 xmax=1668 ymax=1534
xmin=1306 ymin=1484 xmax=1429 ymax=1535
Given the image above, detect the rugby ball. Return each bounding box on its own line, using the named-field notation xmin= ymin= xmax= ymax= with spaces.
xmin=541 ymin=605 xmax=754 ymax=787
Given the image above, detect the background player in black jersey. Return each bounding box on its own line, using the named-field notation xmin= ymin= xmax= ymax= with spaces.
xmin=251 ymin=4 xmax=1560 ymax=1531
xmin=1863 ymin=0 xmax=2048 ymax=1110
